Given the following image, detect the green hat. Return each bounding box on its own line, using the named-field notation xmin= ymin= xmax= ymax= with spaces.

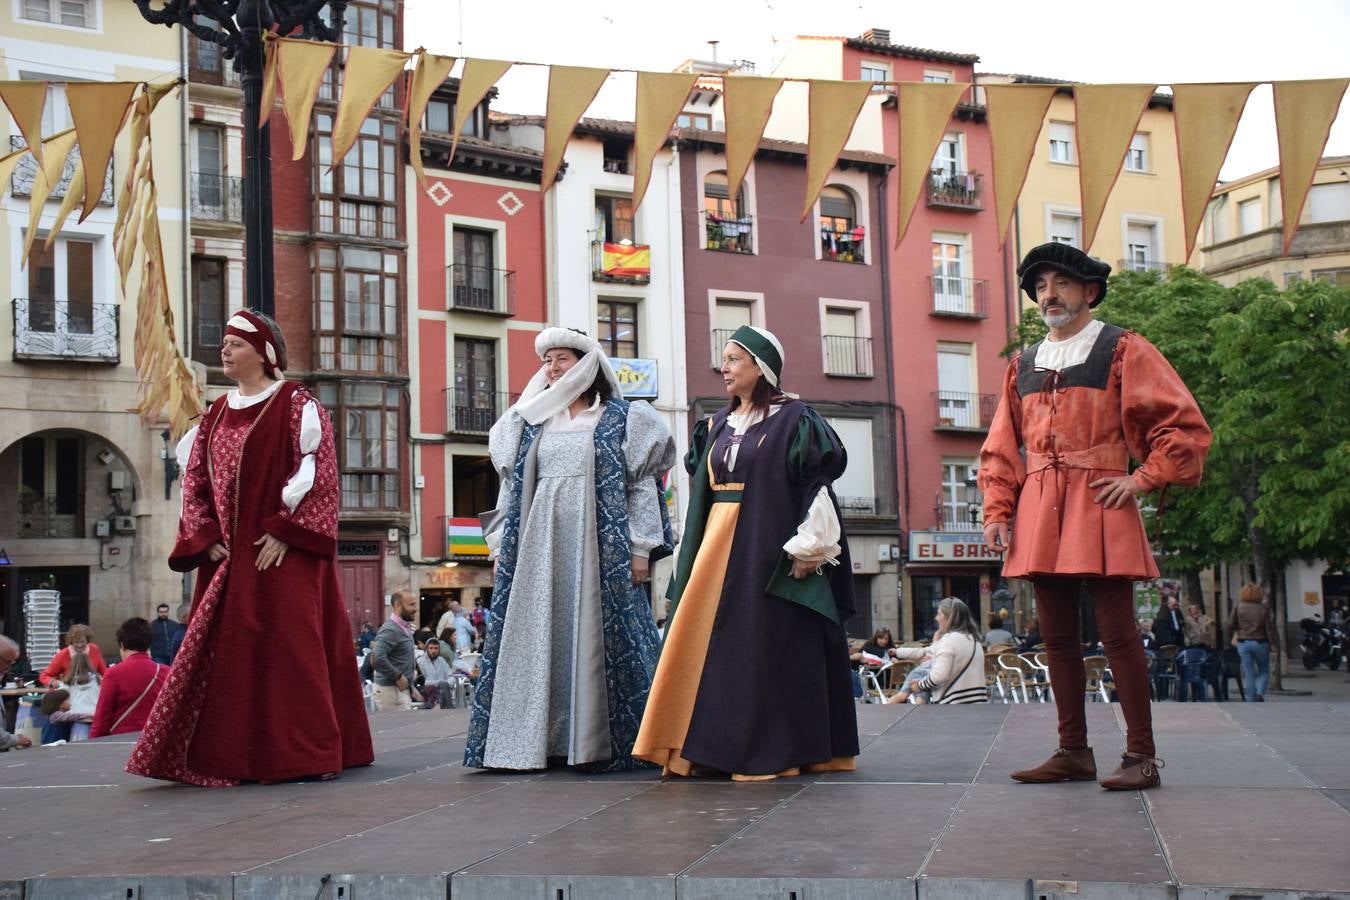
xmin=728 ymin=325 xmax=784 ymax=386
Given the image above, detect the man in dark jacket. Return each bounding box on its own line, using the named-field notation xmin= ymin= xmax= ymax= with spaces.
xmin=1152 ymin=594 xmax=1186 ymax=649
xmin=372 ymin=590 xmax=418 ymax=711
xmin=149 ymin=604 xmax=184 ymax=665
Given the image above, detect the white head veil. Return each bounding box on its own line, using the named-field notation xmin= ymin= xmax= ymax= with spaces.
xmin=509 ymin=327 xmax=624 ymax=425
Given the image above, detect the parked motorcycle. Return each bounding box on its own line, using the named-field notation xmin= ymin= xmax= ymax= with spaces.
xmin=1300 ymin=617 xmax=1345 ymax=670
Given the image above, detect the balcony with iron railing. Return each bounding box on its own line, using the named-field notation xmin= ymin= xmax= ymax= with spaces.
xmin=1117 ymin=258 xmax=1169 ymax=274
xmin=837 ymin=495 xmax=881 ymax=518
xmin=190 ymin=172 xmax=243 ymax=224
xmin=710 ymin=328 xmax=737 ymax=368
xmin=17 ymin=492 xmax=83 ymax=539
xmin=12 ymin=299 xmax=120 ymax=363
xmin=447 ymin=264 xmax=515 ymax=316
xmin=929 ymin=275 xmax=990 ymax=318
xmin=931 ymin=391 xmax=998 ymax=432
xmin=822 ymin=334 xmax=874 ymax=377
xmin=591 ymin=240 xmax=651 ymax=285
xmin=821 ymin=227 xmax=866 ymax=263
xmin=940 ymin=515 xmax=984 ymax=534
xmin=926 ymin=169 xmax=983 ymax=210
xmin=704 ymin=214 xmax=754 ymax=254
xmin=9 ymin=136 xmax=113 ymax=205
xmin=443 ymin=388 xmax=518 ymax=437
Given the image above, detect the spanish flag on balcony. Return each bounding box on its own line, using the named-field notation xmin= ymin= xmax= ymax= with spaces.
xmin=447 ymin=517 xmax=490 ymax=558
xmin=601 ymin=242 xmax=651 ymax=277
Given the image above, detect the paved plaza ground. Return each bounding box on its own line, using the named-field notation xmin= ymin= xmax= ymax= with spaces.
xmin=2 ymin=670 xmax=1348 ymax=899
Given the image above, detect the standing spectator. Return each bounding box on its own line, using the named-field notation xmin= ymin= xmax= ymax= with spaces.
xmin=0 ymin=637 xmax=33 ymax=752
xmin=435 ymin=600 xmax=459 ymax=642
xmin=1138 ymin=620 xmax=1158 ymax=653
xmin=1152 ymin=595 xmax=1186 ymax=649
xmin=90 ymin=618 xmax=170 ymax=738
xmin=356 ymin=621 xmax=377 ymax=653
xmin=451 ymin=606 xmax=476 ymax=654
xmin=1183 ymin=603 xmax=1215 ymax=648
xmin=38 ymin=624 xmax=107 ymax=686
xmin=416 ymin=639 xmax=456 ymax=709
xmin=373 ymin=590 xmax=418 ymax=711
xmin=470 ymin=597 xmax=486 ymax=631
xmin=1229 ymin=583 xmax=1277 ymax=702
xmin=168 ymin=604 xmax=191 ymax=661
xmin=984 ymin=617 xmax=1015 ymax=649
xmin=149 ymin=604 xmax=183 ymax=665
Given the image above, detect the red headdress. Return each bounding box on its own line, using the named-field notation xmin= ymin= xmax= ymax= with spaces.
xmin=224 ymin=309 xmax=282 ymax=377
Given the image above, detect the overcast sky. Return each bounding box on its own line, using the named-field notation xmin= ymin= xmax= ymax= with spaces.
xmin=404 ymin=0 xmax=1350 ymax=181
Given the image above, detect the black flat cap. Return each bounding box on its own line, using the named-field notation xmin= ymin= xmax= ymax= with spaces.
xmin=1017 ymin=242 xmax=1112 ymax=307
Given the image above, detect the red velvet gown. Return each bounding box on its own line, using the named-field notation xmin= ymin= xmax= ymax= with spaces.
xmin=127 ymin=381 xmax=374 ymax=786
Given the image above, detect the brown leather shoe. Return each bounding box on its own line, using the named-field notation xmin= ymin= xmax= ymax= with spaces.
xmin=1010 ymin=747 xmax=1097 ymax=783
xmin=1099 ymin=754 xmax=1164 ymax=790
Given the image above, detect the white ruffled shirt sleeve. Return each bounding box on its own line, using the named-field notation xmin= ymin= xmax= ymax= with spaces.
xmin=175 ymin=426 xmax=198 ymax=472
xmin=782 ymin=487 xmax=842 ymax=566
xmin=280 ymin=400 xmax=322 ymax=513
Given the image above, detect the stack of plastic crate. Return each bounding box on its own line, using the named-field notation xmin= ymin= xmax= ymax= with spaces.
xmin=22 ymin=590 xmax=62 ymax=669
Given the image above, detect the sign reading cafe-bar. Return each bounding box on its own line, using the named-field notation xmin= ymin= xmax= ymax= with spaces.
xmin=908 ymin=530 xmax=1004 ymax=561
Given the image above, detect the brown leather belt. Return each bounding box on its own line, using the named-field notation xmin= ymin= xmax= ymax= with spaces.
xmin=1026 ymin=444 xmax=1128 ymax=473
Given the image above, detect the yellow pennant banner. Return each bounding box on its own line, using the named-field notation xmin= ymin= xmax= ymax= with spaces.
xmin=722 ymin=76 xmax=783 ymax=205
xmin=541 ymin=65 xmax=610 ymax=189
xmin=260 ymin=38 xmax=278 ymax=127
xmin=631 ymin=71 xmax=698 ymax=211
xmin=800 ymin=79 xmax=872 ymax=222
xmin=276 ymin=37 xmax=338 ymax=160
xmin=1073 ymin=84 xmax=1155 ymax=252
xmin=0 ymin=145 xmax=28 ymax=194
xmin=0 ymin=81 xmax=47 ymax=166
xmin=330 ymin=46 xmax=412 ymax=166
xmin=407 ymin=51 xmax=457 ymax=189
xmin=45 ymin=161 xmax=85 ymax=252
xmin=66 ymin=81 xmax=138 ymax=222
xmin=984 ymin=83 xmax=1057 ymax=245
xmin=1171 ymin=82 xmax=1256 ymax=260
xmin=451 ymin=58 xmax=515 ymax=168
xmin=1272 ymin=77 xmax=1349 ymax=253
xmin=894 ymin=81 xmax=968 ymax=244
xmin=22 ymin=129 xmax=78 ymax=266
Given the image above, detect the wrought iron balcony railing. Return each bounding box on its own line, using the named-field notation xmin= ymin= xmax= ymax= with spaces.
xmin=821 ymin=228 xmax=866 ymax=263
xmin=929 ymin=275 xmax=990 ymax=318
xmin=12 ymin=298 xmax=120 ymax=363
xmin=926 ymin=169 xmax=983 ymax=210
xmin=822 ymin=334 xmax=874 ymax=377
xmin=190 ymin=172 xmax=243 ymax=223
xmin=837 ymin=495 xmax=880 ymax=517
xmin=448 ymin=264 xmax=515 ymax=316
xmin=9 ymin=136 xmax=114 ymax=206
xmin=444 ymin=388 xmax=518 ymax=436
xmin=17 ymin=492 xmax=83 ymax=539
xmin=705 ymin=214 xmax=754 ymax=254
xmin=932 ymin=391 xmax=998 ymax=432
xmin=1117 ymin=258 xmax=1168 ymax=274
xmin=710 ymin=328 xmax=737 ymax=369
xmin=940 ymin=516 xmax=984 ymax=534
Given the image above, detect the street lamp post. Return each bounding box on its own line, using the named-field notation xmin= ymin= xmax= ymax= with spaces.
xmin=133 ymin=0 xmax=349 ymax=317
xmin=965 ymin=475 xmax=983 ymax=529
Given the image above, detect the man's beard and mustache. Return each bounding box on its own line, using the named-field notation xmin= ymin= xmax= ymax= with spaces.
xmin=1040 ymin=299 xmax=1082 ymax=329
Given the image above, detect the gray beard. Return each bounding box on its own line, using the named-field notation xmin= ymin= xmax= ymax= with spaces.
xmin=1040 ymin=306 xmax=1080 ymax=329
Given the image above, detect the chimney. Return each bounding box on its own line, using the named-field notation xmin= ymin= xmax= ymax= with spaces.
xmin=863 ymin=28 xmax=891 ymax=44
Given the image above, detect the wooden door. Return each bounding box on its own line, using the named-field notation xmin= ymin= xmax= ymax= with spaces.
xmin=336 ymin=558 xmax=382 ymax=635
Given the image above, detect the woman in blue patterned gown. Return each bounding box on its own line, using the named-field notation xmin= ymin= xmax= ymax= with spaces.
xmin=464 ymin=327 xmax=675 ymax=771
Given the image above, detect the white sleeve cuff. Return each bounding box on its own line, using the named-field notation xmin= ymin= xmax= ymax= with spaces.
xmin=782 ymin=487 xmax=842 ymax=565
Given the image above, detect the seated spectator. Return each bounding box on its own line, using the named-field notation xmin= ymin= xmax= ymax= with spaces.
xmin=984 ymin=617 xmax=1015 ymax=649
xmin=61 ymin=652 xmax=102 ymax=724
xmin=416 ymin=639 xmax=457 ymax=709
xmin=356 ymin=620 xmax=378 ymax=653
xmin=1018 ymin=617 xmax=1043 ymax=652
xmin=1183 ymin=603 xmax=1215 ymax=648
xmin=39 ymin=624 xmax=108 ymax=686
xmin=0 ymin=637 xmax=33 ymax=752
xmin=859 ymin=629 xmax=896 ymax=662
xmin=1138 ymin=620 xmax=1158 ymax=654
xmin=40 ymin=689 xmax=93 ymax=744
xmin=89 ymin=618 xmax=169 ymax=738
xmin=888 ymin=597 xmax=987 ymax=705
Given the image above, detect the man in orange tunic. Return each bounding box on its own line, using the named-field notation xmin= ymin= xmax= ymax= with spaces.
xmin=979 ymin=243 xmax=1211 ymax=790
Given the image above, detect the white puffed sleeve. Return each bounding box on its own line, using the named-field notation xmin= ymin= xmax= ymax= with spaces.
xmin=280 ymin=400 xmax=322 ymax=513
xmin=782 ymin=487 xmax=842 ymax=566
xmin=175 ymin=425 xmax=198 ymax=472
xmin=622 ymin=402 xmax=677 ymax=559
xmin=482 ymin=411 xmax=527 ymax=558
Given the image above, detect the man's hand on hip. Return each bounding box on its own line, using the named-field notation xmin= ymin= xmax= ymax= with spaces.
xmin=1089 ymin=474 xmax=1141 ymax=509
xmin=983 ymin=522 xmax=1008 ymax=554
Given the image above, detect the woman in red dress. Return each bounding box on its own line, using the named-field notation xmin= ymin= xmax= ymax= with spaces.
xmin=127 ymin=310 xmax=373 ymax=786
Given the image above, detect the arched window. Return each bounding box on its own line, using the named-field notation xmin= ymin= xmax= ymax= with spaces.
xmin=820 ymin=186 xmax=865 ymax=263
xmin=704 ymin=171 xmax=752 ymax=253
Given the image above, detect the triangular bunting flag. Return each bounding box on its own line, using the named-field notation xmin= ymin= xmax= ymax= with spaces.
xmin=722 ymin=76 xmax=783 ymax=204
xmin=1171 ymin=82 xmax=1256 ymax=260
xmin=1272 ymin=78 xmax=1349 ymax=253
xmin=541 ymin=65 xmax=610 ymax=189
xmin=631 ymin=72 xmax=698 ymax=211
xmin=407 ymin=51 xmax=457 ymax=189
xmin=0 ymin=81 xmax=47 ymax=165
xmin=66 ymin=81 xmax=137 ymax=221
xmin=22 ymin=129 xmax=78 ymax=266
xmin=451 ymin=59 xmax=514 ymax=169
xmin=330 ymin=46 xmax=412 ymax=166
xmin=894 ymin=81 xmax=968 ymax=244
xmin=1073 ymin=83 xmax=1156 ymax=251
xmin=277 ymin=37 xmax=338 ymax=160
xmin=983 ymin=83 xmax=1058 ymax=245
xmin=800 ymin=79 xmax=872 ymax=222
xmin=45 ymin=160 xmax=85 ymax=251
xmin=0 ymin=145 xmax=28 ymax=194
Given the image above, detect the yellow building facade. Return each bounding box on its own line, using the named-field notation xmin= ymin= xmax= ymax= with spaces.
xmin=978 ymin=77 xmax=1185 ymax=288
xmin=1190 ymin=155 xmax=1350 ymax=287
xmin=0 ymin=1 xmax=190 ymax=648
